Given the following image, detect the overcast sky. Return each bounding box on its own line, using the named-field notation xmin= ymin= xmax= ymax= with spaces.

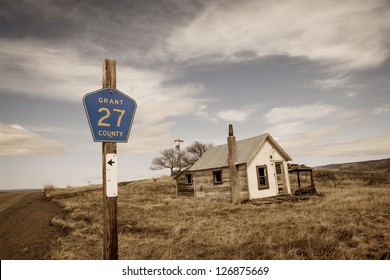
xmin=1 ymin=0 xmax=389 ymax=190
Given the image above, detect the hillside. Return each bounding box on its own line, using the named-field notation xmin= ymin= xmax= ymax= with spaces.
xmin=316 ymin=158 xmax=390 ymax=173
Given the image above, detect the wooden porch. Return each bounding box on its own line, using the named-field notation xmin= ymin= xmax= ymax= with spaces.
xmin=288 ymin=164 xmax=316 ymax=195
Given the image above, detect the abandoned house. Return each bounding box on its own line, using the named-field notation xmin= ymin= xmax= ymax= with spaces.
xmin=175 ymin=124 xmax=293 ymax=203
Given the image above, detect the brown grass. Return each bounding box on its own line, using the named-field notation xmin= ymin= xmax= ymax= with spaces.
xmin=47 ymin=173 xmax=390 ymax=260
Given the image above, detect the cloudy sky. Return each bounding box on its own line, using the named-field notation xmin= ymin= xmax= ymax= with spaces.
xmin=1 ymin=0 xmax=389 ymax=190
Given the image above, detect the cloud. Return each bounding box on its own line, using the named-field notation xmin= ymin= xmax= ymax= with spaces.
xmin=128 ymin=76 xmax=204 ymax=126
xmin=372 ymin=105 xmax=390 ymax=115
xmin=165 ymin=0 xmax=390 ymax=71
xmin=0 ymin=39 xmax=101 ymax=101
xmin=0 ymin=123 xmax=71 ymax=156
xmin=313 ymin=77 xmax=350 ymax=89
xmin=217 ymin=107 xmax=257 ymax=122
xmin=331 ymin=110 xmax=362 ymax=122
xmin=264 ymin=103 xmax=340 ymax=125
xmin=0 ymin=39 xmax=205 ymax=155
xmin=312 ymin=75 xmax=363 ymax=96
xmin=264 ymin=103 xmax=386 ymax=160
xmin=116 ymin=70 xmax=204 ymax=154
xmin=322 ymin=135 xmax=390 ymax=156
xmin=195 ymin=105 xmax=258 ymax=123
xmin=0 ymin=38 xmax=204 ymax=104
xmin=346 ymin=92 xmax=359 ymax=98
xmin=0 ymin=0 xmax=196 ymax=58
xmin=195 ymin=105 xmax=219 ymax=123
xmin=267 ymin=121 xmax=309 ymax=138
xmin=283 ymin=133 xmax=390 ymax=157
xmin=1 ymin=0 xmax=388 ymax=160
xmin=30 ymin=126 xmax=76 ymax=134
xmin=122 ymin=122 xmax=174 ymax=155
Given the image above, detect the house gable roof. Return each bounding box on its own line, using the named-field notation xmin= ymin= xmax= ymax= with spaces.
xmin=189 ymin=133 xmax=292 ymax=171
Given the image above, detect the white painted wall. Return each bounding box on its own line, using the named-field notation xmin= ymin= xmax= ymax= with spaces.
xmin=247 ymin=140 xmax=291 ymax=199
xmin=283 ymin=161 xmax=292 ymax=195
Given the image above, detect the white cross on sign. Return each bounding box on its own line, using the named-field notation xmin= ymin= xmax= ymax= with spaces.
xmin=106 ymin=153 xmax=118 ymax=197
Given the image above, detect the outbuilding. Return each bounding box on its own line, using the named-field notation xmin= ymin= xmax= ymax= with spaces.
xmin=175 ymin=125 xmax=292 ymax=203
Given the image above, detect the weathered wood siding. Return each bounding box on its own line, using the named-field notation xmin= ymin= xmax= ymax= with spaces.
xmin=247 ymin=140 xmax=291 ymax=199
xmin=193 ymin=164 xmax=249 ymax=201
xmin=176 ymin=172 xmax=194 ymax=197
xmin=193 ymin=167 xmax=230 ymax=200
xmin=238 ymin=164 xmax=250 ymax=201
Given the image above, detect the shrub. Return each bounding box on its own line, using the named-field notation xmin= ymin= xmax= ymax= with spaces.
xmin=43 ymin=184 xmax=56 ymax=198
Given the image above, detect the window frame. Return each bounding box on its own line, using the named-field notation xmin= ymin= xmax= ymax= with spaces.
xmin=185 ymin=173 xmax=193 ymax=185
xmin=256 ymin=165 xmax=269 ymax=190
xmin=213 ymin=170 xmax=223 ymax=184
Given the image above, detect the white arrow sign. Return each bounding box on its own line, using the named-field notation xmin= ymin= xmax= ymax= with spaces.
xmin=106 ymin=153 xmax=118 ymax=197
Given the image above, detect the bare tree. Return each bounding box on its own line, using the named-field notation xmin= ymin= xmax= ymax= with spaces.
xmin=151 ymin=141 xmax=213 ymax=176
xmin=182 ymin=141 xmax=214 ymax=167
xmin=150 ymin=148 xmax=178 ymax=176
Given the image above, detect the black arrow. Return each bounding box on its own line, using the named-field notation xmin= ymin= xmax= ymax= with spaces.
xmin=107 ymin=159 xmax=115 ymax=166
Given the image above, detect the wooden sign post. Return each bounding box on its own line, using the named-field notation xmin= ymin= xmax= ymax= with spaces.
xmin=102 ymin=59 xmax=118 ymax=260
xmin=83 ymin=59 xmax=136 ymax=260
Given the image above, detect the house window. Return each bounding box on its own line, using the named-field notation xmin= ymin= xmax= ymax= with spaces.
xmin=185 ymin=174 xmax=192 ymax=185
xmin=257 ymin=165 xmax=269 ymax=190
xmin=213 ymin=170 xmax=222 ymax=184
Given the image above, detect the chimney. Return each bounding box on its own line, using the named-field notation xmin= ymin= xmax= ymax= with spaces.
xmin=227 ymin=124 xmax=240 ymax=204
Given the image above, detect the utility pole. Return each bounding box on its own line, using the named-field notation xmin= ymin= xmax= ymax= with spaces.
xmin=174 ymin=138 xmax=184 ymax=172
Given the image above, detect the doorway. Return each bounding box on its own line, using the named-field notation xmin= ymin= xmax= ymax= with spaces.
xmin=275 ymin=162 xmax=286 ymax=194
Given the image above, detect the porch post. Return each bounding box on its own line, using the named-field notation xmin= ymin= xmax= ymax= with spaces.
xmin=297 ymin=171 xmax=301 ymax=193
xmin=310 ymin=169 xmax=316 ymax=194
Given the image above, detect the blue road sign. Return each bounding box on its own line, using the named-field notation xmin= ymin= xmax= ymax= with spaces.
xmin=83 ymin=88 xmax=136 ymax=143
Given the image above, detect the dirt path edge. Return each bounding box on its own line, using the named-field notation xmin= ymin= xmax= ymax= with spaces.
xmin=0 ymin=191 xmax=65 ymax=260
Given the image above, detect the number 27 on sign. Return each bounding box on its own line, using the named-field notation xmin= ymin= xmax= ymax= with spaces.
xmin=97 ymin=108 xmax=125 ymax=127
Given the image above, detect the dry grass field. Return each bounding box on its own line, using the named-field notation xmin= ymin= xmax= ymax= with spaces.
xmin=45 ymin=171 xmax=390 ymax=260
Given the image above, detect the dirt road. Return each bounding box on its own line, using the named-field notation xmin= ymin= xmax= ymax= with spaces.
xmin=0 ymin=191 xmax=64 ymax=260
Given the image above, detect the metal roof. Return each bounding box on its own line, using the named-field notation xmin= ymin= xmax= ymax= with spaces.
xmin=189 ymin=133 xmax=292 ymax=171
